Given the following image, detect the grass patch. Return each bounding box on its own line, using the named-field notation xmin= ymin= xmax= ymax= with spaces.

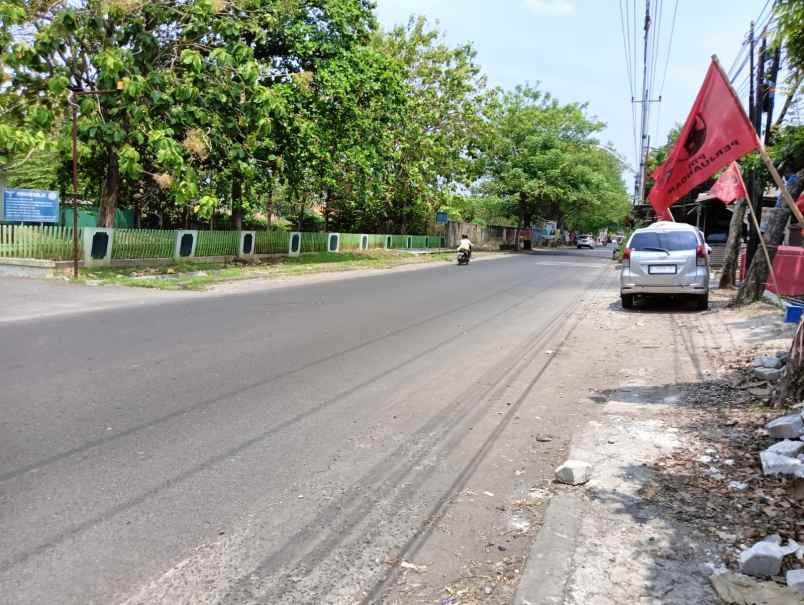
xmin=74 ymin=250 xmax=455 ymax=291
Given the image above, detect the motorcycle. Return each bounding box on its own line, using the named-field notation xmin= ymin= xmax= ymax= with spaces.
xmin=457 ymin=249 xmax=470 ymax=265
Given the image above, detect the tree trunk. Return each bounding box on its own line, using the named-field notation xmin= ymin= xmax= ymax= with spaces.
xmin=97 ymin=150 xmax=119 ymax=228
xmin=735 ymin=207 xmax=789 ymax=305
xmin=324 ymin=188 xmax=333 ymax=232
xmin=734 ymin=170 xmax=804 ymax=304
xmin=265 ymin=179 xmax=273 ymax=230
xmin=231 ymin=177 xmax=243 ymax=231
xmin=776 ymin=319 xmax=804 ymax=406
xmin=719 ymin=199 xmax=747 ymax=289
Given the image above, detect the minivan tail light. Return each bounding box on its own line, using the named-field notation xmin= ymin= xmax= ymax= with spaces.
xmin=696 ymin=244 xmax=706 ymax=266
xmin=623 ymin=247 xmax=631 ymax=260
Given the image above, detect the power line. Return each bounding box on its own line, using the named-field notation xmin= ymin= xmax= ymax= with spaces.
xmin=728 ymin=1 xmax=776 ymax=84
xmin=653 ymin=0 xmax=678 ymax=149
xmin=619 ymin=0 xmax=640 ymax=167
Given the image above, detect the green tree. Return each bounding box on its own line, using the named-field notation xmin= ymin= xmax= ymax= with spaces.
xmin=478 ymin=85 xmax=629 ymax=236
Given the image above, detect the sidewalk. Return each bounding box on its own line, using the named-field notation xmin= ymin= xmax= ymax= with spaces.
xmin=516 ymin=290 xmax=801 ymax=605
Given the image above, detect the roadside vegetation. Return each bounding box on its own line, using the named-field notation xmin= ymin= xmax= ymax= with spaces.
xmin=1 ymin=1 xmax=629 ymax=235
xmin=76 ymin=250 xmax=455 ymax=290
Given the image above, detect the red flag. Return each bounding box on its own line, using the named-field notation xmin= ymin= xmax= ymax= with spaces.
xmin=709 ymin=161 xmax=748 ymax=204
xmin=648 ymin=59 xmax=759 ymax=218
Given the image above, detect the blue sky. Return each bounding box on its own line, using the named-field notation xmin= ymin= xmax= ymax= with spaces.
xmin=374 ymin=1 xmax=776 ymax=187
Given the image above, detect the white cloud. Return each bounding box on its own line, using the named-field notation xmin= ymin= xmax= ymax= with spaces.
xmin=524 ymin=0 xmax=575 ymax=16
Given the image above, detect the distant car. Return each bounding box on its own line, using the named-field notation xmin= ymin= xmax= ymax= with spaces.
xmin=577 ymin=235 xmax=595 ymax=249
xmin=620 ymin=221 xmax=710 ymax=310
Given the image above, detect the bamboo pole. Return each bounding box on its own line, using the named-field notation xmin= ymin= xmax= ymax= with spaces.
xmin=743 ymin=195 xmax=782 ymax=296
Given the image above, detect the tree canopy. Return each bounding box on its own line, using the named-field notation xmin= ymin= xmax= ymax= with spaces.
xmin=1 ymin=2 xmax=630 ymax=233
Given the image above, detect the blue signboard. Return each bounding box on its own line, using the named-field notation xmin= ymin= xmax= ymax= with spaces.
xmin=2 ymin=188 xmax=60 ymax=223
xmin=436 ymin=211 xmax=449 ymax=225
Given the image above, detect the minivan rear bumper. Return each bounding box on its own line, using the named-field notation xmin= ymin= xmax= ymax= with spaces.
xmin=620 ymin=284 xmax=708 ymax=295
xmin=620 ymin=267 xmax=709 ymax=295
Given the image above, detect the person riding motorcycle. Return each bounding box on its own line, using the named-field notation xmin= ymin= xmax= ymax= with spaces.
xmin=457 ymin=234 xmax=473 ymax=259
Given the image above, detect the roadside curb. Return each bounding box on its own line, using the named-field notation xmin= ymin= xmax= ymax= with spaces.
xmin=514 ymin=492 xmax=582 ymax=605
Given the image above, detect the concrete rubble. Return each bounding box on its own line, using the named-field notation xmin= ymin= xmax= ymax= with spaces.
xmin=738 ymin=540 xmax=785 ymax=577
xmin=759 ymin=450 xmax=804 ymax=478
xmin=554 ymin=460 xmax=591 ymax=485
xmin=752 ymin=355 xmax=785 ymax=370
xmin=765 ymin=413 xmax=804 ymax=439
xmin=787 ymin=569 xmax=804 ymax=592
xmin=710 ymin=570 xmax=804 ymax=604
xmin=753 ymin=366 xmax=785 ymax=381
xmin=767 ymin=439 xmax=804 ymax=457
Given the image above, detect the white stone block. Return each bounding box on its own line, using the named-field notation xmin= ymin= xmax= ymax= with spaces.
xmin=766 ymin=414 xmax=804 ymax=439
xmin=738 ymin=541 xmax=784 ymax=577
xmin=786 ymin=569 xmax=804 ymax=592
xmin=767 ymin=439 xmax=804 ymax=457
xmin=554 ymin=460 xmax=592 ymax=485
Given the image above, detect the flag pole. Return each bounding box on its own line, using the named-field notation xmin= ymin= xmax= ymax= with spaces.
xmin=731 ymin=161 xmax=782 ymax=295
xmin=743 ymin=195 xmax=782 ymax=295
xmin=712 ymin=54 xmax=804 ymax=225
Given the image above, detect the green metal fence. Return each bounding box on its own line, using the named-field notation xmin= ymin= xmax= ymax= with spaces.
xmin=338 ymin=233 xmax=362 ymax=251
xmin=0 ymin=225 xmax=444 ymax=262
xmin=0 ymin=225 xmax=79 ymax=260
xmin=427 ymin=235 xmax=445 ymax=248
xmin=195 ymin=230 xmax=239 ymax=257
xmin=255 ymin=230 xmax=290 ymax=254
xmin=112 ymin=229 xmax=174 ymax=259
xmin=410 ymin=235 xmax=428 ymax=249
xmin=388 ymin=235 xmax=408 ymax=249
xmin=301 ymin=232 xmax=328 ymax=253
xmin=366 ymin=234 xmax=386 ymax=249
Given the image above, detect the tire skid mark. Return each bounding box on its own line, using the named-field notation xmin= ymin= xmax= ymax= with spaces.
xmin=1 ymin=271 xmax=588 ymax=574
xmin=225 ymin=271 xmax=610 ymax=604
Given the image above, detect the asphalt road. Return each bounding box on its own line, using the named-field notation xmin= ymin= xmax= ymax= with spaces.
xmin=0 ymin=248 xmax=612 ymax=604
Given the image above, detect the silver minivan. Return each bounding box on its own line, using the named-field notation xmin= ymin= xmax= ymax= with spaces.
xmin=620 ymin=221 xmax=710 ymax=310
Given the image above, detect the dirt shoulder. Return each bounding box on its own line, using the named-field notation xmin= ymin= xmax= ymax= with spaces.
xmin=74 ymin=250 xmax=496 ymax=291
xmin=516 ymin=289 xmax=803 ymax=605
xmin=0 ymin=252 xmax=512 ymax=322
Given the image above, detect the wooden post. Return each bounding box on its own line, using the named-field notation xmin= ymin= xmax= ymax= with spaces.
xmin=70 ymin=92 xmax=79 ymax=279
xmin=743 ymin=195 xmax=781 ymax=296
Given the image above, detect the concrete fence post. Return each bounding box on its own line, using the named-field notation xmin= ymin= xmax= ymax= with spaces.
xmin=82 ymin=227 xmax=114 ymax=267
xmin=327 ymin=233 xmax=340 ymax=253
xmin=174 ymin=230 xmax=198 ymax=260
xmin=288 ymin=232 xmax=301 ymax=257
xmin=239 ymin=230 xmax=256 ymax=258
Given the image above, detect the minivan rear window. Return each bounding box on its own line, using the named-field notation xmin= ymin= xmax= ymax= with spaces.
xmin=629 ymin=231 xmax=699 ymax=251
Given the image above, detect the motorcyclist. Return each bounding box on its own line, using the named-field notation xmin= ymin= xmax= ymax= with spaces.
xmin=457 ymin=234 xmax=473 ymax=259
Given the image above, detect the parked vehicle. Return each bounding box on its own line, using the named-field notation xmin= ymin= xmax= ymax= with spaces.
xmin=620 ymin=221 xmax=710 ymax=310
xmin=457 ymin=249 xmax=470 ymax=265
xmin=577 ymin=234 xmax=595 ymax=249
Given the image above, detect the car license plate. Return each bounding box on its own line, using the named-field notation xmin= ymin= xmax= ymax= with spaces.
xmin=649 ymin=265 xmax=676 ymax=274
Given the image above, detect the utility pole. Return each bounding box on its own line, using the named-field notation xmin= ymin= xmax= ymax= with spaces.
xmin=746 ymin=25 xmax=766 ymax=270
xmin=764 ymin=45 xmax=782 ymax=145
xmin=634 ymin=0 xmax=662 ymax=206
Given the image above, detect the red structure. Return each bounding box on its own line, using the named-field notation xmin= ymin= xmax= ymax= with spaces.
xmin=740 ymin=245 xmax=804 ymax=296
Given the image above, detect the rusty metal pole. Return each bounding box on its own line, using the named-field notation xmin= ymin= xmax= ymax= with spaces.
xmin=70 ymin=91 xmax=79 ymax=278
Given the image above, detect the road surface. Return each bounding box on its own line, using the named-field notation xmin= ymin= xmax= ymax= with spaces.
xmin=0 ymin=248 xmax=613 ymax=604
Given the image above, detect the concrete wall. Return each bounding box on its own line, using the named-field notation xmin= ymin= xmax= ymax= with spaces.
xmin=446 ymin=222 xmax=520 ymax=249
